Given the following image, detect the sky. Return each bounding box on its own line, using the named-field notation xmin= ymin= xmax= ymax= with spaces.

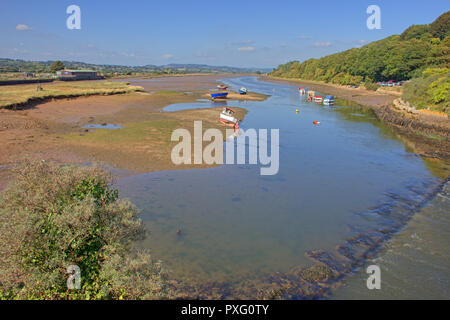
xmin=1 ymin=0 xmax=449 ymax=68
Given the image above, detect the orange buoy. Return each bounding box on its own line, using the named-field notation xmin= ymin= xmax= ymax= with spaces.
xmin=313 ymin=120 xmax=321 ymax=126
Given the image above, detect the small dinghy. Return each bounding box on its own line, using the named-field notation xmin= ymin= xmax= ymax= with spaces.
xmin=239 ymin=87 xmax=248 ymax=95
xmin=323 ymin=95 xmax=335 ymax=105
xmin=313 ymin=96 xmax=323 ymax=103
xmin=219 ymin=107 xmax=240 ymax=129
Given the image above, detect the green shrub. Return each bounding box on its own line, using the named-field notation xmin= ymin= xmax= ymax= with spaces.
xmin=402 ymin=68 xmax=449 ymax=113
xmin=0 ymin=160 xmax=168 ymax=300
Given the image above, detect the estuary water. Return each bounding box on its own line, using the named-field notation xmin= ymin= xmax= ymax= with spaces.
xmin=116 ymin=77 xmax=448 ymax=298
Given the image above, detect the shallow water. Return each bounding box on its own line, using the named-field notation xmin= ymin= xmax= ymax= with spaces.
xmin=116 ymin=77 xmax=446 ymax=296
xmin=82 ymin=123 xmax=122 ymax=129
xmin=331 ymin=181 xmax=450 ymax=299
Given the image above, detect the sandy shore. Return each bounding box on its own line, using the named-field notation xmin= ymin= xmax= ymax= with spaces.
xmin=0 ymin=75 xmax=268 ymax=189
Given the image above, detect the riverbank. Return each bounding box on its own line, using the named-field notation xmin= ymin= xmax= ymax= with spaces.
xmin=264 ymin=76 xmax=450 ymax=161
xmin=0 ymin=75 xmax=269 ymax=189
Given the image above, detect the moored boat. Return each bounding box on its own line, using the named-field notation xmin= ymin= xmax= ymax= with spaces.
xmin=219 ymin=107 xmax=239 ymax=129
xmin=313 ymin=96 xmax=323 ymax=103
xmin=217 ymin=84 xmax=228 ymax=90
xmin=211 ymin=92 xmax=229 ymax=100
xmin=323 ymin=95 xmax=335 ymax=105
xmin=299 ymin=87 xmax=307 ymax=95
xmin=239 ymin=87 xmax=248 ymax=95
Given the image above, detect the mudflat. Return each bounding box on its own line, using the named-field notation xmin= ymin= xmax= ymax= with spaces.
xmin=0 ymin=75 xmax=269 ymax=189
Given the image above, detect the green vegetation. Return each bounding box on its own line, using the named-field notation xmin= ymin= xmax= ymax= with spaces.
xmin=271 ymin=11 xmax=449 ymax=85
xmin=0 ymin=81 xmax=144 ymax=109
xmin=0 ymin=160 xmax=168 ymax=300
xmin=403 ymin=68 xmax=450 ymax=113
xmin=416 ymin=131 xmax=445 ymax=141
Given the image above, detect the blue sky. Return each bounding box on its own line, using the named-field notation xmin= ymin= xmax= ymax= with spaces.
xmin=1 ymin=0 xmax=448 ymax=68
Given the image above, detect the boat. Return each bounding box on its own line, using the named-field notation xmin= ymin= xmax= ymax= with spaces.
xmin=217 ymin=84 xmax=228 ymax=90
xmin=313 ymin=96 xmax=323 ymax=103
xmin=219 ymin=107 xmax=239 ymax=128
xmin=307 ymin=90 xmax=315 ymax=101
xmin=299 ymin=87 xmax=307 ymax=95
xmin=211 ymin=92 xmax=229 ymax=100
xmin=323 ymin=95 xmax=335 ymax=105
xmin=239 ymin=87 xmax=248 ymax=95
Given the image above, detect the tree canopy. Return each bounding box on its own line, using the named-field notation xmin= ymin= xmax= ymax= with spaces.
xmin=271 ymin=11 xmax=450 ymax=85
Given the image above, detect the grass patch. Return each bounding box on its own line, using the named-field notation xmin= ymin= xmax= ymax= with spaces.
xmin=417 ymin=131 xmax=445 ymax=141
xmin=0 ymin=81 xmax=144 ymax=109
xmin=68 ymin=120 xmax=180 ymax=145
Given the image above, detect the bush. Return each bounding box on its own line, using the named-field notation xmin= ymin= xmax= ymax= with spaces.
xmin=402 ymin=68 xmax=450 ymax=113
xmin=0 ymin=160 xmax=168 ymax=300
xmin=364 ymin=81 xmax=379 ymax=91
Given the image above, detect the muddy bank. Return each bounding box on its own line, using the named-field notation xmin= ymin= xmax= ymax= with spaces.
xmin=263 ymin=76 xmax=450 ymax=160
xmin=375 ymin=105 xmax=450 ymax=159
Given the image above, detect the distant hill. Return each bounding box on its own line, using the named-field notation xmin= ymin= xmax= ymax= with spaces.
xmin=271 ymin=11 xmax=449 ymax=84
xmin=0 ymin=59 xmax=270 ymax=75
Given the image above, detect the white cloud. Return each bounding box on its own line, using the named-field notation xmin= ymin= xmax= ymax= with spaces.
xmin=16 ymin=24 xmax=31 ymax=31
xmin=161 ymin=54 xmax=174 ymax=59
xmin=313 ymin=42 xmax=332 ymax=48
xmin=232 ymin=40 xmax=255 ymax=46
xmin=237 ymin=46 xmax=255 ymax=52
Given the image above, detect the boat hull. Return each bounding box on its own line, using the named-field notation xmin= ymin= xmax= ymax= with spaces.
xmin=211 ymin=92 xmax=228 ymax=99
xmin=220 ymin=113 xmax=239 ymax=125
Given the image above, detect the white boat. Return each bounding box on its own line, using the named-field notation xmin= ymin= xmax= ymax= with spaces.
xmin=219 ymin=107 xmax=239 ymax=128
xmin=239 ymin=87 xmax=248 ymax=95
xmin=313 ymin=96 xmax=323 ymax=103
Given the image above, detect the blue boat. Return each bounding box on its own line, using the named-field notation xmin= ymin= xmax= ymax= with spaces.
xmin=211 ymin=92 xmax=228 ymax=99
xmin=323 ymin=95 xmax=335 ymax=105
xmin=239 ymin=87 xmax=248 ymax=95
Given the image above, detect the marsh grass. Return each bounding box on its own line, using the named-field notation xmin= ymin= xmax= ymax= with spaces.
xmin=0 ymin=81 xmax=144 ymax=109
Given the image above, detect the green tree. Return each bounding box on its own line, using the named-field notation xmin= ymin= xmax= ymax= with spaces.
xmin=430 ymin=11 xmax=450 ymax=40
xmin=50 ymin=60 xmax=65 ymax=73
